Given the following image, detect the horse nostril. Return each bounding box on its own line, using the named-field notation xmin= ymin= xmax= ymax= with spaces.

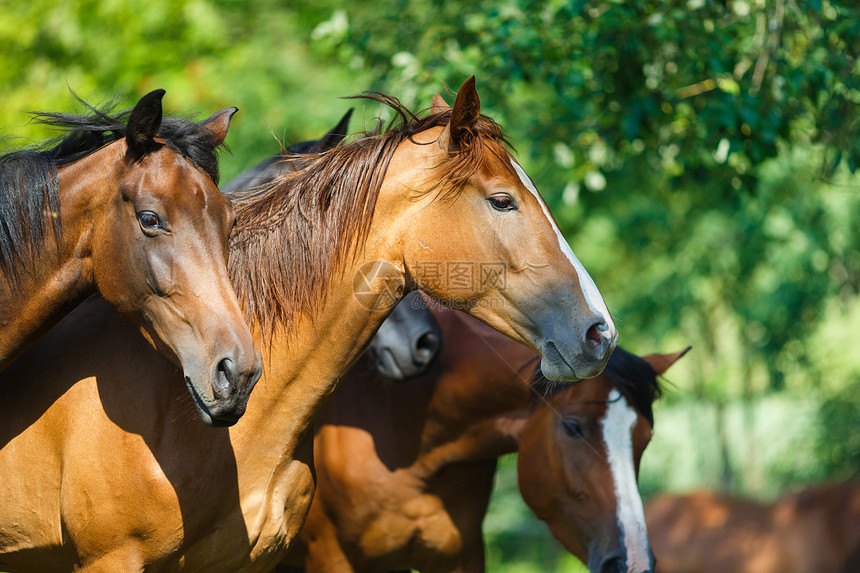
xmin=586 ymin=320 xmax=607 ymax=349
xmin=413 ymin=331 xmax=441 ymax=365
xmin=599 ymin=556 xmax=626 ymax=573
xmin=215 ymin=357 xmax=236 ymax=397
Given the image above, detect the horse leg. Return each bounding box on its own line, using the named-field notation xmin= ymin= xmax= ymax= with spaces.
xmin=424 ymin=540 xmax=485 ymax=573
xmin=303 ymin=542 xmax=354 ymax=573
xmin=302 ymin=523 xmax=354 ymax=573
xmin=73 ymin=545 xmax=145 ymax=572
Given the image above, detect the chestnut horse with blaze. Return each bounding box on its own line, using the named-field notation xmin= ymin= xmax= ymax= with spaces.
xmin=0 ymin=90 xmax=261 ymax=424
xmin=276 ymin=302 xmax=683 ymax=573
xmin=0 ymin=77 xmax=615 ymax=571
xmin=646 ymin=482 xmax=860 ymax=573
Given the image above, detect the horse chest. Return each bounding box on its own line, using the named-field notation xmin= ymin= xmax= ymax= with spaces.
xmin=205 ymin=440 xmax=317 ymax=570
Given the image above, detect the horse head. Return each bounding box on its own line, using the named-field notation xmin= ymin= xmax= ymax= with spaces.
xmin=517 ymin=346 xmax=688 ymax=572
xmin=91 ymin=90 xmax=262 ymax=426
xmin=375 ymin=77 xmax=617 ymax=383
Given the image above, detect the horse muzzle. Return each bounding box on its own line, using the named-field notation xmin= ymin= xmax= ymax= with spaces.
xmin=587 ymin=543 xmax=655 ymax=573
xmin=185 ymin=349 xmax=263 ymax=427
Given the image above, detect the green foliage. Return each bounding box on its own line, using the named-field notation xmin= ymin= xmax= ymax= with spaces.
xmin=330 ymin=0 xmax=860 ymax=185
xmin=0 ymin=0 xmax=369 ymax=181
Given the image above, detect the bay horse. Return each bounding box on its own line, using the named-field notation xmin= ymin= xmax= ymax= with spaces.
xmin=0 ymin=77 xmax=616 ymax=571
xmin=645 ymin=482 xmax=860 ymax=573
xmin=277 ymin=302 xmax=683 ymax=573
xmin=0 ymin=90 xmax=261 ymax=425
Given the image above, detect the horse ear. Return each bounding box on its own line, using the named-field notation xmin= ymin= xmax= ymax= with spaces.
xmin=125 ymin=89 xmax=165 ymax=162
xmin=201 ymin=107 xmax=239 ymax=147
xmin=430 ymin=93 xmax=450 ymax=114
xmin=642 ymin=346 xmax=691 ymax=375
xmin=316 ymin=108 xmax=353 ymax=151
xmin=438 ymin=76 xmax=480 ymax=152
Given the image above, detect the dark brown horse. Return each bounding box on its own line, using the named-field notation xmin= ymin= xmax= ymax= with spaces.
xmin=0 ymin=77 xmax=615 ymax=571
xmin=279 ymin=301 xmax=683 ymax=573
xmin=0 ymin=90 xmax=261 ymax=424
xmin=645 ymin=482 xmax=860 ymax=573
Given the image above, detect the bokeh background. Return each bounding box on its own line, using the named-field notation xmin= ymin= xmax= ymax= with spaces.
xmin=2 ymin=1 xmax=858 ymax=571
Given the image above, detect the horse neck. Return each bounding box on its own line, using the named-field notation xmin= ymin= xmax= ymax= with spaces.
xmin=0 ymin=142 xmax=120 ymax=368
xmin=227 ymin=243 xmax=399 ymax=463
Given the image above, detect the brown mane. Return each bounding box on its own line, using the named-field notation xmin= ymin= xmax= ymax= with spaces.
xmin=227 ymin=91 xmax=514 ymax=341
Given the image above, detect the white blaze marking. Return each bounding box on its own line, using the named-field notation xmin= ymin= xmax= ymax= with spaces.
xmin=510 ymin=161 xmax=614 ymax=330
xmin=602 ymin=389 xmax=651 ymax=572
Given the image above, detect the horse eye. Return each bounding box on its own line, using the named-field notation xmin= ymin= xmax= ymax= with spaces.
xmin=562 ymin=419 xmax=584 ymax=438
xmin=138 ymin=211 xmax=162 ymax=231
xmin=487 ymin=195 xmax=516 ymax=211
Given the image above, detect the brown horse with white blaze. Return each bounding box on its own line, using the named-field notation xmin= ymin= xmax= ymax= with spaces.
xmin=278 ymin=301 xmax=682 ymax=573
xmin=0 ymin=90 xmax=261 ymax=424
xmin=517 ymin=347 xmax=687 ymax=573
xmin=0 ymin=77 xmax=614 ymax=571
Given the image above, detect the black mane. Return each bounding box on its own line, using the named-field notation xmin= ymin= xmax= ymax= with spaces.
xmin=0 ymin=94 xmax=225 ymax=282
xmin=529 ymin=346 xmax=663 ymax=427
xmin=601 ymin=346 xmax=663 ymax=427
